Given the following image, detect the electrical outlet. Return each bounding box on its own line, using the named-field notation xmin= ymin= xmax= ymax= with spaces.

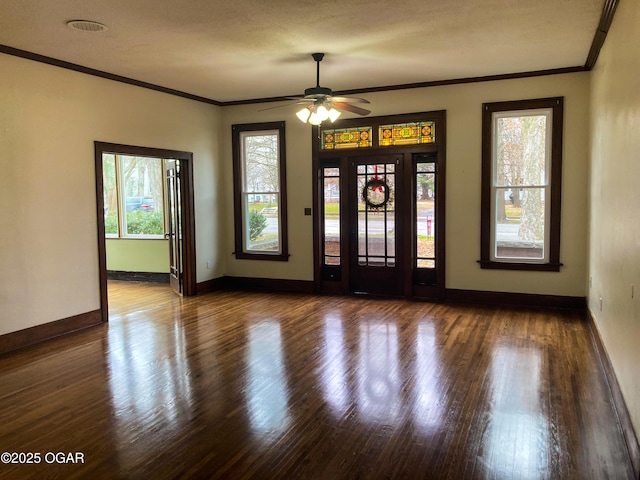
xmin=599 ymin=297 xmax=603 ymax=311
xmin=206 ymin=261 xmax=211 ymax=269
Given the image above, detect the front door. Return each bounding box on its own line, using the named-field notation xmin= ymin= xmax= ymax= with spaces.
xmin=349 ymin=155 xmax=404 ymax=296
xmin=165 ymin=159 xmax=182 ymax=294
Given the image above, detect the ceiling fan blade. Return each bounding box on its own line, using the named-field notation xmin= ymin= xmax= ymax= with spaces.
xmin=258 ymin=102 xmax=295 ymax=112
xmin=333 ymin=102 xmax=371 ymax=116
xmin=329 ymin=96 xmax=370 ymax=104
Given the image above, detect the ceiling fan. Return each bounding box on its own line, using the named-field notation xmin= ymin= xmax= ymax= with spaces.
xmin=292 ymin=53 xmax=371 ymax=125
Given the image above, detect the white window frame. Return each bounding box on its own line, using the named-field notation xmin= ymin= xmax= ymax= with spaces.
xmin=490 ymin=108 xmax=553 ymax=263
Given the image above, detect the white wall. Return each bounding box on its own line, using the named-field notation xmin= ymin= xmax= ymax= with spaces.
xmin=0 ymin=54 xmax=223 ymax=336
xmin=222 ymin=73 xmax=590 ymax=296
xmin=589 ymin=0 xmax=640 ymax=437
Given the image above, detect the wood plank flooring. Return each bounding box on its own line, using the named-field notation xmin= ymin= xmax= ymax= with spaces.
xmin=0 ymin=281 xmax=634 ymax=479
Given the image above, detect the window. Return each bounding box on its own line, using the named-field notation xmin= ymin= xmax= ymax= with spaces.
xmin=232 ymin=122 xmax=289 ymax=261
xmin=480 ymin=98 xmax=563 ymax=271
xmin=102 ymin=154 xmax=165 ymax=238
xmin=322 ymin=163 xmax=341 ymax=266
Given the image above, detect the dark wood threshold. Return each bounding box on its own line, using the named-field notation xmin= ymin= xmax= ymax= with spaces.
xmin=107 ymin=270 xmax=170 ymax=283
xmin=445 ymin=288 xmax=586 ymax=310
xmin=586 ymin=308 xmax=640 ymax=480
xmin=0 ymin=309 xmax=103 ymax=356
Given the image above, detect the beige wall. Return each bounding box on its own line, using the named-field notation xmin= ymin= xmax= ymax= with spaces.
xmin=222 ymin=73 xmax=590 ymax=296
xmin=0 ymin=54 xmax=223 ymax=336
xmin=589 ymin=0 xmax=640 ymax=437
xmin=1 ymin=49 xmax=591 ymax=338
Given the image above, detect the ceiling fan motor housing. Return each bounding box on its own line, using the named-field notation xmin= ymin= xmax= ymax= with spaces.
xmin=304 ymin=86 xmax=332 ymax=98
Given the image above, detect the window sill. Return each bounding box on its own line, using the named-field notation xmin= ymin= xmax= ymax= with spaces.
xmin=106 ymin=236 xmax=167 ymax=240
xmin=477 ymin=260 xmax=562 ymax=272
xmin=234 ymin=252 xmax=290 ymax=262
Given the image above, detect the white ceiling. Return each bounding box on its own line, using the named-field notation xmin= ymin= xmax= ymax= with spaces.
xmin=0 ymin=0 xmax=604 ymax=103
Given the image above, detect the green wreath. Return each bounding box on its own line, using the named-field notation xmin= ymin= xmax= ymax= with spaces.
xmin=362 ymin=178 xmax=390 ymax=210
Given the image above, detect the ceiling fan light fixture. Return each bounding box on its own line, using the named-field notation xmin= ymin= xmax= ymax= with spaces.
xmin=316 ymin=105 xmax=330 ymax=120
xmin=328 ymin=108 xmax=341 ymax=122
xmin=296 ymin=107 xmax=311 ymax=123
xmin=296 ymin=104 xmax=341 ymax=125
xmin=308 ymin=111 xmax=323 ymax=126
xmin=293 ymin=53 xmax=368 ymax=125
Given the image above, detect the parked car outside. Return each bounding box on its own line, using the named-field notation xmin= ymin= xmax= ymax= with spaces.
xmin=125 ymin=196 xmax=155 ymax=212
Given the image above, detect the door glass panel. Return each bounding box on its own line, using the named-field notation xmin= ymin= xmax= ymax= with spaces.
xmin=416 ymin=162 xmax=436 ymax=268
xmin=357 ymin=162 xmax=396 ymax=267
xmin=323 ymin=167 xmax=340 ymax=265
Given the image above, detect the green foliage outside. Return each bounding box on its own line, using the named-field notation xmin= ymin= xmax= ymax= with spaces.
xmin=127 ymin=211 xmax=164 ymax=235
xmin=104 ymin=211 xmax=164 ymax=235
xmin=249 ymin=210 xmax=267 ymax=241
xmin=105 ymin=214 xmax=119 ymax=235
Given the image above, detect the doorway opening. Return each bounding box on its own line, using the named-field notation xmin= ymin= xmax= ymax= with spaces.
xmin=94 ymin=142 xmax=196 ymax=323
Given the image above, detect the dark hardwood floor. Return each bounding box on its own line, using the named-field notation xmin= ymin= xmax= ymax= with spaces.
xmin=0 ymin=281 xmax=634 ymax=479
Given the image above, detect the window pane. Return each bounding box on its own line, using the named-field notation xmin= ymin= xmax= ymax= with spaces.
xmin=356 ymin=164 xmax=395 ymax=267
xmin=495 ymin=113 xmax=549 ymax=187
xmin=243 ymin=134 xmax=279 ymax=192
xmin=245 ymin=195 xmax=280 ymax=252
xmin=416 ymin=166 xmax=435 ymax=267
xmin=321 ymin=127 xmax=372 ymax=150
xmin=102 ymin=154 xmax=119 ymax=236
xmin=379 ymin=121 xmax=435 ymax=146
xmin=323 ymin=167 xmax=340 ymax=266
xmin=494 ymin=187 xmax=545 ymax=260
xmin=120 ymin=156 xmax=164 ymax=236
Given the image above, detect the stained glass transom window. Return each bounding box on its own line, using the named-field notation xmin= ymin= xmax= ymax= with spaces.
xmin=322 ymin=127 xmax=372 ymax=150
xmin=379 ymin=122 xmax=436 ymax=146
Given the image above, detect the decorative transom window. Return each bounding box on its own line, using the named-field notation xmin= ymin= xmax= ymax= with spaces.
xmin=480 ymin=97 xmax=563 ymax=271
xmin=232 ymin=121 xmax=289 ymax=261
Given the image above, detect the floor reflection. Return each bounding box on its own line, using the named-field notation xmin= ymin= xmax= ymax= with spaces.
xmin=245 ymin=321 xmax=289 ymax=438
xmin=414 ymin=322 xmax=444 ymax=432
xmin=357 ymin=320 xmax=400 ymax=423
xmin=107 ymin=314 xmax=193 ymax=468
xmin=321 ymin=313 xmax=349 ymax=415
xmin=484 ymin=346 xmax=549 ymax=478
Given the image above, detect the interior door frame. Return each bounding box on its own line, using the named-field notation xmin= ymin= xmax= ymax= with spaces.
xmin=94 ymin=142 xmax=197 ymax=323
xmin=312 ymin=111 xmax=446 ymax=300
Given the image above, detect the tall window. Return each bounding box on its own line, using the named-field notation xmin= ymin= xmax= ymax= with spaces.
xmin=481 ymin=98 xmax=563 ymax=271
xmin=102 ymin=154 xmax=165 ymax=238
xmin=232 ymin=122 xmax=289 ymax=261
